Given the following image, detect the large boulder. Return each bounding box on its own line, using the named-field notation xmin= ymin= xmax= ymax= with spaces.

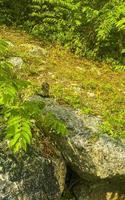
xmin=35 ymin=96 xmax=125 ymax=182
xmin=0 ymin=138 xmax=66 ymax=200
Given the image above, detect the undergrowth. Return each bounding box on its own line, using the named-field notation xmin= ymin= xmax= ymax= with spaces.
xmin=1 ymin=0 xmax=125 ymax=63
xmin=0 ymin=38 xmax=68 ymax=154
xmin=0 ymin=26 xmax=125 ymax=141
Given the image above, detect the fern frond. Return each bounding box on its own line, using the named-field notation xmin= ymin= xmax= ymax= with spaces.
xmin=6 ymin=116 xmax=32 ymax=153
xmin=0 ymin=39 xmax=8 ymax=54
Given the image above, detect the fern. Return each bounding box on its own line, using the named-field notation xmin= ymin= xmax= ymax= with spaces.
xmin=1 ymin=0 xmax=125 ymax=61
xmin=0 ymin=40 xmax=68 ymax=153
xmin=0 ymin=40 xmax=8 ymax=53
xmin=112 ymin=65 xmax=125 ymax=71
xmin=6 ymin=116 xmax=32 ymax=153
xmin=0 ymin=40 xmax=40 ymax=153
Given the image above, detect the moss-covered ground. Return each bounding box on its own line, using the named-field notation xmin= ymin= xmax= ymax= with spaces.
xmin=0 ymin=25 xmax=125 ymax=138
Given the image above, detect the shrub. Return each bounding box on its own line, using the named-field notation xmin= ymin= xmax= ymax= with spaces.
xmin=1 ymin=0 xmax=125 ymax=62
xmin=0 ymin=40 xmax=68 ymax=154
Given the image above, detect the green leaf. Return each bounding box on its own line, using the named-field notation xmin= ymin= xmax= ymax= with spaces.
xmin=9 ymin=133 xmax=21 ymax=148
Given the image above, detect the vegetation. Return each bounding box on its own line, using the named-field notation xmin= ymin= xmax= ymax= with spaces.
xmin=0 ymin=27 xmax=124 ymax=140
xmin=0 ymin=38 xmax=68 ymax=153
xmin=1 ymin=0 xmax=125 ymax=62
xmin=0 ymin=0 xmax=125 ymax=152
xmin=0 ymin=39 xmax=40 ymax=153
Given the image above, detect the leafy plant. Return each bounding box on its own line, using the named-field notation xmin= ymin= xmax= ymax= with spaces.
xmin=112 ymin=65 xmax=125 ymax=71
xmin=0 ymin=39 xmax=8 ymax=53
xmin=41 ymin=112 xmax=68 ymax=136
xmin=29 ymin=0 xmax=125 ymax=62
xmin=1 ymin=0 xmax=125 ymax=62
xmin=0 ymin=0 xmax=31 ymax=25
xmin=0 ymin=44 xmax=39 ymax=153
xmin=0 ymin=39 xmax=68 ymax=153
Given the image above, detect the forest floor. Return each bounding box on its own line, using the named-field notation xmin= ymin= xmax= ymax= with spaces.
xmin=0 ymin=25 xmax=125 ymax=138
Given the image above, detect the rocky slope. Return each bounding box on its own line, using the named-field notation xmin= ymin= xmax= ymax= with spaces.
xmin=0 ymin=26 xmax=125 ymax=200
xmin=0 ymin=25 xmax=125 ymax=139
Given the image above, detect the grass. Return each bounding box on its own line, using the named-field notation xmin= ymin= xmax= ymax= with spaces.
xmin=0 ymin=25 xmax=125 ymax=138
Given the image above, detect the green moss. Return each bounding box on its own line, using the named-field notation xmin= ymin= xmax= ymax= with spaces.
xmin=0 ymin=25 xmax=125 ymax=138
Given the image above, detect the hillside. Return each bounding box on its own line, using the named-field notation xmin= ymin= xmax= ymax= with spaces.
xmin=0 ymin=25 xmax=125 ymax=138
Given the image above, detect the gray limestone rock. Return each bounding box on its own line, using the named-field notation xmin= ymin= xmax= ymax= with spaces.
xmin=34 ymin=97 xmax=125 ymax=182
xmin=0 ymin=140 xmax=66 ymax=200
xmin=73 ymin=182 xmax=125 ymax=200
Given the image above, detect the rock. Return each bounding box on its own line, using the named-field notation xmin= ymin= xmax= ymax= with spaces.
xmin=73 ymin=182 xmax=125 ymax=200
xmin=0 ymin=139 xmax=66 ymax=200
xmin=29 ymin=46 xmax=47 ymax=57
xmin=20 ymin=44 xmax=48 ymax=57
xmin=8 ymin=57 xmax=24 ymax=69
xmin=34 ymin=97 xmax=125 ymax=182
xmin=87 ymin=91 xmax=95 ymax=97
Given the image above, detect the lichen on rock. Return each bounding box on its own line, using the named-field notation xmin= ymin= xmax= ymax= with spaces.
xmin=0 ymin=139 xmax=66 ymax=200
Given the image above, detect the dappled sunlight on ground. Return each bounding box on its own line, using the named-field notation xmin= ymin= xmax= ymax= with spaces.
xmin=0 ymin=25 xmax=125 ymax=138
